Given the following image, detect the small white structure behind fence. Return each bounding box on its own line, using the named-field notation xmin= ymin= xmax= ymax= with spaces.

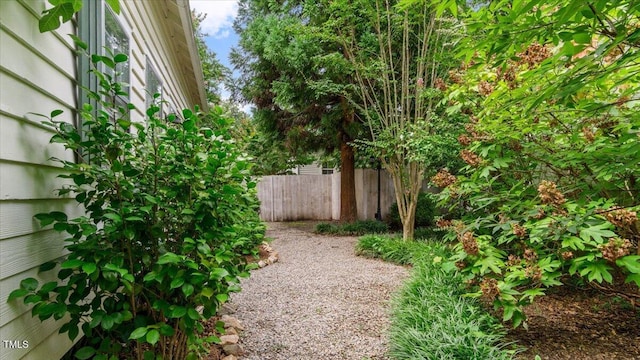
xmin=256 ymin=169 xmax=397 ymax=221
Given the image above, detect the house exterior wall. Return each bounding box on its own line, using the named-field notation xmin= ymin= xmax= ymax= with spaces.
xmin=0 ymin=1 xmax=205 ymax=358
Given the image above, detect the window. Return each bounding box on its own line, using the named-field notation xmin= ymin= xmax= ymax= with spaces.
xmin=104 ymin=6 xmax=130 ymax=103
xmin=145 ymin=58 xmax=163 ymax=115
xmin=77 ymin=0 xmax=132 ymax=157
xmin=321 ymin=162 xmax=334 ymax=175
xmin=78 ymin=1 xmax=130 ymax=107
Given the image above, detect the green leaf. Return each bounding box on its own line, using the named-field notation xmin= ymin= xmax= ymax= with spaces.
xmin=561 ymin=236 xmax=585 ymax=250
xmin=187 ymin=307 xmax=200 ymax=320
xmin=624 ymin=273 xmax=640 ymax=287
xmin=210 ymin=268 xmax=229 ymax=280
xmin=20 ymin=278 xmax=39 ymax=291
xmin=169 ymin=306 xmax=187 ymax=318
xmin=114 ymin=53 xmax=128 ymax=63
xmin=101 ymin=315 xmax=115 ymax=330
xmin=573 ymin=32 xmax=592 ymax=44
xmin=74 ymin=346 xmax=96 ymax=360
xmin=39 ymin=281 xmax=58 ymax=294
xmin=8 ymin=289 xmax=29 ymax=301
xmin=105 ymin=0 xmax=120 ymax=14
xmin=579 ymin=260 xmax=613 ymax=283
xmin=216 ymin=293 xmax=229 ymax=303
xmin=104 ymin=213 xmax=122 ymax=222
xmin=61 ymin=258 xmax=84 ymax=269
xmin=201 ymin=287 xmax=214 ymax=298
xmin=129 ymin=327 xmax=148 ymax=340
xmin=170 ymin=277 xmax=185 ymax=289
xmin=51 ymin=109 xmax=64 ymax=118
xmin=69 ymin=34 xmax=88 ymax=50
xmin=157 ymin=252 xmax=181 ymax=264
xmin=222 ymin=185 xmax=240 ymax=195
xmin=159 ymin=324 xmax=175 ymax=336
xmin=616 ymin=256 xmax=640 ymax=274
xmin=579 ymin=223 xmax=616 ymax=244
xmin=475 ymin=256 xmax=502 ymax=275
xmin=82 ymin=262 xmax=97 ymax=275
xmin=182 ymin=283 xmax=195 ymax=297
xmin=39 ymin=261 xmax=57 ymax=272
xmin=39 ymin=3 xmax=76 ymax=33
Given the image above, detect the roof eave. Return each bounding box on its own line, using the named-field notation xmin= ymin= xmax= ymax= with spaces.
xmin=176 ymin=0 xmax=209 ymax=112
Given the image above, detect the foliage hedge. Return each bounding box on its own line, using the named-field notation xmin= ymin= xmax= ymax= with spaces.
xmin=8 ymin=48 xmax=264 ymax=360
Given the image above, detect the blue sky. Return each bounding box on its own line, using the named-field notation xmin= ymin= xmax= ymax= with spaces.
xmin=190 ymin=0 xmax=241 ymax=100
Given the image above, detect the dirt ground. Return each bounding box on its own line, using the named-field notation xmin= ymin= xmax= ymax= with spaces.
xmin=508 ymin=287 xmax=640 ymax=360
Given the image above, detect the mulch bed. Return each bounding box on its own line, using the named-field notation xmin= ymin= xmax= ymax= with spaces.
xmin=508 ymin=287 xmax=640 ymax=360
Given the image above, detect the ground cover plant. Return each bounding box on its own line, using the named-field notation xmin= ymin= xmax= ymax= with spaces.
xmin=8 ymin=48 xmax=264 ymax=360
xmin=356 ymin=235 xmax=515 ymax=359
xmin=315 ymin=220 xmax=390 ymax=236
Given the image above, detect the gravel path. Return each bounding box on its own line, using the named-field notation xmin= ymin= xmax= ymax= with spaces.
xmin=229 ymin=222 xmax=409 ymax=360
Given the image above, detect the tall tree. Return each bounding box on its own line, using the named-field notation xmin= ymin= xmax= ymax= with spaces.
xmin=329 ymin=0 xmax=457 ymax=239
xmin=232 ymin=0 xmax=362 ymax=221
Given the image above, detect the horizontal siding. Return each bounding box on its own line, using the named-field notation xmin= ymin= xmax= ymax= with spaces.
xmin=0 ymin=161 xmax=73 ymax=200
xmin=15 ymin=326 xmax=78 ymax=360
xmin=0 ymin=264 xmax=62 ymax=328
xmin=0 ymin=74 xmax=75 ymax=124
xmin=0 ymin=0 xmax=78 ymax=358
xmin=0 ymin=230 xmax=68 ymax=282
xmin=0 ymin=114 xmax=74 ymax=167
xmin=0 ymin=200 xmax=78 ymax=240
xmin=298 ymin=164 xmax=323 ymax=175
xmin=0 ymin=311 xmax=72 ymax=360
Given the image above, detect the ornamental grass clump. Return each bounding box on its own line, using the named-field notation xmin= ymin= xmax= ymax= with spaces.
xmin=388 ymin=244 xmax=515 ymax=360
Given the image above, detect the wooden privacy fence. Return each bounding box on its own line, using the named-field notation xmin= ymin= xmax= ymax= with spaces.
xmin=256 ymin=169 xmax=397 ymax=222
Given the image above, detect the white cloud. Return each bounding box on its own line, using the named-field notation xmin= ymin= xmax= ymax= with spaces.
xmin=190 ymin=0 xmax=238 ymax=39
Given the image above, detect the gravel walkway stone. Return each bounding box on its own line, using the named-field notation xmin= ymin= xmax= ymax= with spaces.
xmin=229 ymin=222 xmax=409 ymax=360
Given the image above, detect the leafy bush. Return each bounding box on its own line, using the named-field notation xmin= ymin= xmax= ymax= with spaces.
xmin=315 ymin=222 xmax=336 ymax=234
xmin=356 ymin=235 xmax=430 ymax=265
xmin=315 ymin=220 xmax=389 ymax=236
xmin=413 ymin=227 xmax=445 ymax=241
xmin=388 ymin=192 xmax=436 ymax=229
xmin=432 ymin=1 xmax=640 ymax=328
xmin=8 ymin=49 xmax=264 ymax=359
xmin=389 ymin=247 xmax=515 ymax=360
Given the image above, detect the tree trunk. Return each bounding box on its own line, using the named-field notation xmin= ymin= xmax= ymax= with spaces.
xmin=387 ymin=160 xmax=422 ymax=241
xmin=402 ymin=208 xmax=416 ymax=241
xmin=340 ymin=139 xmax=358 ymax=223
xmin=339 ymin=96 xmax=357 ymax=223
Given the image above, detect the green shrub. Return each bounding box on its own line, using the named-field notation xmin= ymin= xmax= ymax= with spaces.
xmin=8 ymin=49 xmax=264 ymax=359
xmin=388 ymin=192 xmax=436 ymax=229
xmin=341 ymin=220 xmax=389 ymax=235
xmin=356 ymin=235 xmax=430 ymax=265
xmin=389 ymin=244 xmax=516 ymax=360
xmin=315 ymin=220 xmax=389 ymax=236
xmin=413 ymin=227 xmax=445 ymax=241
xmin=315 ymin=222 xmax=338 ymax=234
